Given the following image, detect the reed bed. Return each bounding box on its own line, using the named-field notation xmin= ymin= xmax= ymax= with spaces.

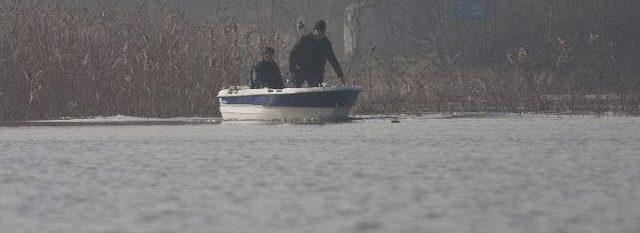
xmin=0 ymin=0 xmax=282 ymax=120
xmin=350 ymin=69 xmax=640 ymax=116
xmin=349 ymin=56 xmax=640 ymax=115
xmin=1 ymin=0 xmax=639 ymax=120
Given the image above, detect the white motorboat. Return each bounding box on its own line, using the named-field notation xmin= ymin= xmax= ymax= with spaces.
xmin=217 ymin=85 xmax=363 ymax=121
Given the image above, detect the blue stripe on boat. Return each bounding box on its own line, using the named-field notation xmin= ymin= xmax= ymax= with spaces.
xmin=219 ymin=90 xmax=361 ymax=108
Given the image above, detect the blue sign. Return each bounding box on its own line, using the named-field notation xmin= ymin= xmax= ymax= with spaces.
xmin=457 ymin=0 xmax=488 ymax=21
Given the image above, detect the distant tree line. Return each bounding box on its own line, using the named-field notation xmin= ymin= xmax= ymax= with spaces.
xmin=350 ymin=0 xmax=640 ymax=114
xmin=436 ymin=0 xmax=640 ymax=91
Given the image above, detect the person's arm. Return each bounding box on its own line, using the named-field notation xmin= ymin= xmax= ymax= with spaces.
xmin=289 ymin=38 xmax=303 ymax=74
xmin=270 ymin=62 xmax=285 ymax=89
xmin=325 ymin=41 xmax=345 ymax=84
xmin=251 ymin=64 xmax=269 ymax=89
xmin=250 ymin=66 xmax=258 ymax=89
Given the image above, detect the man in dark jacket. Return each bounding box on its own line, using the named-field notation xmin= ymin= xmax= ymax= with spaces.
xmin=251 ymin=47 xmax=284 ymax=89
xmin=289 ymin=20 xmax=345 ymax=87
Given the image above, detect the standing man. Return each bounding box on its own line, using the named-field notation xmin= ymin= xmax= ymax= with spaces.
xmin=289 ymin=20 xmax=345 ymax=87
xmin=250 ymin=47 xmax=285 ymax=89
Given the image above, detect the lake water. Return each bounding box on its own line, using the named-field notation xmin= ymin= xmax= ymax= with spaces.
xmin=1 ymin=114 xmax=640 ymax=233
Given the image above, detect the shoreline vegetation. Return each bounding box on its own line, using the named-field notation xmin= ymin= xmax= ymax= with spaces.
xmin=1 ymin=1 xmax=639 ymax=121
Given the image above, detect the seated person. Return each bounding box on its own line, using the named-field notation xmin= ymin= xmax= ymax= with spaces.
xmin=250 ymin=47 xmax=284 ymax=89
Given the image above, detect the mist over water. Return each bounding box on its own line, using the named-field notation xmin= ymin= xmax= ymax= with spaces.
xmin=1 ymin=115 xmax=640 ymax=233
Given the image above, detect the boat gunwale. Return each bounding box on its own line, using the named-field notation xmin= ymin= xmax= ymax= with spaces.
xmin=216 ymin=86 xmax=363 ymax=98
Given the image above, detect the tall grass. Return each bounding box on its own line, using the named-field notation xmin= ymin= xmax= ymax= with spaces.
xmin=349 ymin=56 xmax=640 ymax=115
xmin=0 ymin=0 xmax=283 ymax=120
xmin=1 ymin=0 xmax=639 ymax=120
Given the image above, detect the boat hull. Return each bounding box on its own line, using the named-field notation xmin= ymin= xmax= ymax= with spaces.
xmin=219 ymin=105 xmax=353 ymax=121
xmin=217 ymin=86 xmax=362 ymax=121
